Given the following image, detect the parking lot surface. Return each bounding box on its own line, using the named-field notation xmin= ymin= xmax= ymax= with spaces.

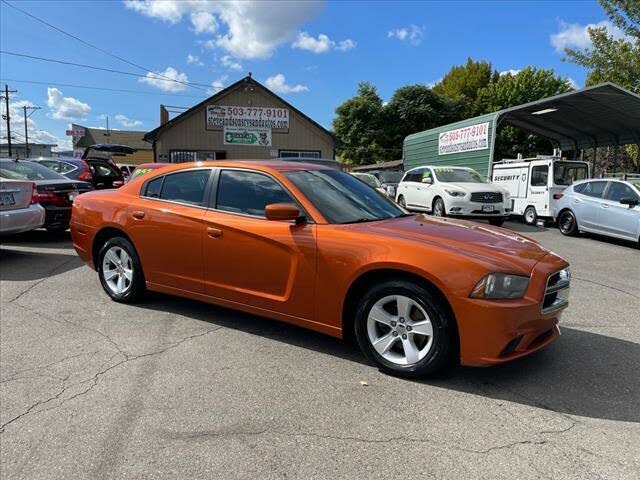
xmin=1 ymin=222 xmax=639 ymax=480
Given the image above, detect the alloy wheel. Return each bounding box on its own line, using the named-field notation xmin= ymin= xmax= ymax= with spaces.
xmin=559 ymin=212 xmax=574 ymax=234
xmin=366 ymin=295 xmax=434 ymax=365
xmin=102 ymin=246 xmax=133 ymax=295
xmin=434 ymin=200 xmax=444 ymax=217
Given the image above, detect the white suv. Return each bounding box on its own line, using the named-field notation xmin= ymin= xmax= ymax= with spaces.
xmin=396 ymin=166 xmax=510 ymax=226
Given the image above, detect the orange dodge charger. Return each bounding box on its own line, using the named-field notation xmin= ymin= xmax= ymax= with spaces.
xmin=71 ymin=160 xmax=570 ymax=378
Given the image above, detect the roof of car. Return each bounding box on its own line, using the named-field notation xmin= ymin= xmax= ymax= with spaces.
xmin=149 ymin=160 xmax=333 ymax=174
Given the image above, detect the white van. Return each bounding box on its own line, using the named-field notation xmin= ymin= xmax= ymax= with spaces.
xmin=492 ymin=155 xmax=589 ymax=225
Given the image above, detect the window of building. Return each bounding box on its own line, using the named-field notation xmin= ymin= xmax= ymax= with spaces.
xmin=279 ymin=150 xmax=321 ymax=159
xmin=216 ymin=170 xmax=295 ymax=217
xmin=170 ymin=150 xmax=220 ymax=163
xmin=531 ymin=165 xmax=549 ymax=187
xmin=159 ymin=170 xmax=211 ymax=206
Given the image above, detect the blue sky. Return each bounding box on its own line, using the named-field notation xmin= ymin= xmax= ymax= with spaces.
xmin=0 ymin=0 xmax=614 ymax=151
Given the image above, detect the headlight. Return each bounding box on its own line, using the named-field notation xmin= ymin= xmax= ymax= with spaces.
xmin=444 ymin=189 xmax=466 ymax=197
xmin=470 ymin=273 xmax=530 ymax=299
xmin=386 ymin=185 xmax=396 ymax=196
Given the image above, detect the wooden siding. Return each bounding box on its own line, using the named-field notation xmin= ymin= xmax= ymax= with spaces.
xmin=155 ymin=86 xmax=334 ymax=160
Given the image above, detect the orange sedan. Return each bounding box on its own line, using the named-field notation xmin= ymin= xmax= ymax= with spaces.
xmin=70 ymin=160 xmax=570 ymax=378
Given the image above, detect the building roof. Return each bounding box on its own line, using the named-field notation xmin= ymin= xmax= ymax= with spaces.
xmin=143 ymin=76 xmax=334 ymax=142
xmin=74 ymin=126 xmax=151 ymax=150
xmin=351 ymin=159 xmax=403 ymax=171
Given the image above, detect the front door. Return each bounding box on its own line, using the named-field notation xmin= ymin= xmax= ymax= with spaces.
xmin=598 ymin=181 xmax=640 ymax=240
xmin=202 ymin=169 xmax=317 ymax=320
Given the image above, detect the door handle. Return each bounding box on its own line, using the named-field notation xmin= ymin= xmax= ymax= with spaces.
xmin=132 ymin=211 xmax=145 ymax=219
xmin=207 ymin=227 xmax=223 ymax=238
xmin=573 ymin=199 xmax=580 ymax=203
xmin=601 ymin=204 xmax=609 ymax=208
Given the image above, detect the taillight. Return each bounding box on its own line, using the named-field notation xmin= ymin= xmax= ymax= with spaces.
xmin=78 ymin=160 xmax=93 ymax=181
xmin=553 ymin=193 xmax=564 ymax=200
xmin=113 ymin=180 xmax=124 ymax=188
xmin=36 ymin=188 xmax=68 ymax=206
xmin=30 ymin=183 xmax=39 ymax=204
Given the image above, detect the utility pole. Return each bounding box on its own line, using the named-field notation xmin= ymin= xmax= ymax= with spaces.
xmin=23 ymin=105 xmax=41 ymax=158
xmin=1 ymin=84 xmax=18 ymax=157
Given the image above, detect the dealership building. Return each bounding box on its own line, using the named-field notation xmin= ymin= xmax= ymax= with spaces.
xmin=144 ymin=75 xmax=335 ymax=163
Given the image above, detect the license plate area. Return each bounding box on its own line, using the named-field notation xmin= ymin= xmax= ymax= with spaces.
xmin=0 ymin=193 xmax=16 ymax=206
xmin=482 ymin=205 xmax=494 ymax=213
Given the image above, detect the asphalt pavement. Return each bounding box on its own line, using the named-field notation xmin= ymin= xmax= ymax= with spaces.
xmin=1 ymin=222 xmax=639 ymax=480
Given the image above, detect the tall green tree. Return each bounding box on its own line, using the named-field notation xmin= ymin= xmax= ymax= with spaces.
xmin=332 ymin=82 xmax=389 ymax=165
xmin=433 ymin=58 xmax=498 ymax=116
xmin=477 ymin=67 xmax=574 ymax=159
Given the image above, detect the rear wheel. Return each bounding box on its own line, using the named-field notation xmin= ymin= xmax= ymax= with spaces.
xmin=98 ymin=236 xmax=145 ymax=303
xmin=558 ymin=210 xmax=578 ymax=236
xmin=354 ymin=281 xmax=456 ymax=378
xmin=433 ymin=198 xmax=446 ymax=217
xmin=524 ymin=206 xmax=537 ymax=225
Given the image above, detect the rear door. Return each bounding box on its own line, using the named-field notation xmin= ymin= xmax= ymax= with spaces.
xmin=529 ymin=163 xmax=550 ymax=215
xmin=597 ymin=181 xmax=640 ymax=240
xmin=573 ymin=180 xmax=608 ymax=231
xmin=202 ymin=168 xmax=317 ymax=320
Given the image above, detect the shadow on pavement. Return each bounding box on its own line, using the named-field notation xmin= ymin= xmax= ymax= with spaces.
xmin=0 ymin=248 xmax=83 ymax=281
xmin=138 ymin=294 xmax=639 ymax=423
xmin=0 ymin=229 xmax=72 ymax=249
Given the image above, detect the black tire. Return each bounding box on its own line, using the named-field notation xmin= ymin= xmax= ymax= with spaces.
xmin=524 ymin=206 xmax=537 ymax=225
xmin=97 ymin=236 xmax=145 ymax=303
xmin=558 ymin=210 xmax=579 ymax=236
xmin=433 ymin=197 xmax=446 ymax=217
xmin=354 ymin=280 xmax=457 ymax=378
xmin=397 ymin=195 xmax=406 ymax=208
xmin=489 ymin=218 xmax=506 ymax=227
xmin=46 ymin=225 xmax=68 ymax=233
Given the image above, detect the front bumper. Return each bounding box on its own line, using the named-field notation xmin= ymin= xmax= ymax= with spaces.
xmin=0 ymin=203 xmax=45 ymax=235
xmin=453 ymin=253 xmax=569 ymax=366
xmin=445 ymin=198 xmax=510 ymax=218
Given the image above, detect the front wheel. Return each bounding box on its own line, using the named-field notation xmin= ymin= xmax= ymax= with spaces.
xmin=98 ymin=236 xmax=145 ymax=303
xmin=433 ymin=198 xmax=446 ymax=217
xmin=354 ymin=281 xmax=457 ymax=378
xmin=524 ymin=206 xmax=537 ymax=225
xmin=558 ymin=210 xmax=578 ymax=236
xmin=397 ymin=195 xmax=406 ymax=208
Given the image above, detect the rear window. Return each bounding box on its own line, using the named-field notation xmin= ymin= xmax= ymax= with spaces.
xmin=0 ymin=160 xmax=66 ymax=181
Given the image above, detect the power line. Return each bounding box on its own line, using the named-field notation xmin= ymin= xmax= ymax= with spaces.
xmin=1 ymin=50 xmax=221 ymax=91
xmin=0 ymin=78 xmax=206 ymax=99
xmin=0 ymin=0 xmax=207 ymax=92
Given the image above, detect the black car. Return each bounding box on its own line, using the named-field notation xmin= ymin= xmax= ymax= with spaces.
xmin=31 ymin=155 xmax=124 ymax=190
xmin=0 ymin=159 xmax=92 ymax=231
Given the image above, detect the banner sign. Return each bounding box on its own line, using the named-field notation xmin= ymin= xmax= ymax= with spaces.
xmin=438 ymin=122 xmax=489 ymax=155
xmin=207 ymin=105 xmax=289 ymax=130
xmin=66 ymin=129 xmax=85 ymax=137
xmin=223 ymin=127 xmax=272 ymax=147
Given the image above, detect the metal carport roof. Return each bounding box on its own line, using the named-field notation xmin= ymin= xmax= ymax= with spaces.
xmin=496 ymin=83 xmax=640 ymax=151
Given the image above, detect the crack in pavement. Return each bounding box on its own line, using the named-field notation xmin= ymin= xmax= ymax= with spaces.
xmin=572 ymin=276 xmax=640 ymax=300
xmin=6 ymin=256 xmax=79 ymax=304
xmin=0 ymin=327 xmax=222 ymax=432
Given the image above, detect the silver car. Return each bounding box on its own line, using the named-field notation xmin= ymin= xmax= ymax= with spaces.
xmin=0 ymin=178 xmax=45 ymax=235
xmin=552 ymin=178 xmax=640 ymax=244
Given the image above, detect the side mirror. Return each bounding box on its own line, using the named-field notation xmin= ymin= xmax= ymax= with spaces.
xmin=421 ymin=177 xmax=433 ymax=184
xmin=619 ymin=197 xmax=639 ymax=208
xmin=265 ymin=203 xmax=302 ymax=222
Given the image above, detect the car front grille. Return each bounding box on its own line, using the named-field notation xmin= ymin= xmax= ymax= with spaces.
xmin=471 ymin=192 xmax=503 ymax=203
xmin=542 ymin=270 xmax=571 ymax=314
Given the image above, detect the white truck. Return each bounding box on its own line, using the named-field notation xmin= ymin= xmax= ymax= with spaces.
xmin=492 ymin=155 xmax=589 ymax=225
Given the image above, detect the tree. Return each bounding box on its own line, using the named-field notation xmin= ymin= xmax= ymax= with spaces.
xmin=477 ymin=67 xmax=574 ymax=159
xmin=384 ymin=85 xmax=461 ymax=153
xmin=433 ymin=58 xmax=498 ymax=116
xmin=332 ymin=82 xmax=389 ymax=165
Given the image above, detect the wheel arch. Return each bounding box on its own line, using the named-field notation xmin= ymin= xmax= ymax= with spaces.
xmin=92 ymin=226 xmax=136 ymax=268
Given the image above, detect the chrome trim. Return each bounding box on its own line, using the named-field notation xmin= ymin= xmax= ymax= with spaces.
xmin=542 ymin=269 xmax=571 ymax=314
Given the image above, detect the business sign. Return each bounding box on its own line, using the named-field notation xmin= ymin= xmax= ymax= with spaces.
xmin=438 ymin=122 xmax=489 ymax=155
xmin=66 ymin=129 xmax=85 ymax=137
xmin=207 ymin=105 xmax=289 ymax=130
xmin=223 ymin=126 xmax=272 ymax=147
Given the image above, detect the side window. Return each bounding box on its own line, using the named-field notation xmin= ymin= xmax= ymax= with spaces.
xmin=573 ymin=183 xmax=586 ymax=194
xmin=159 ymin=170 xmax=211 ymax=206
xmin=605 ymin=182 xmax=638 ymax=202
xmin=421 ymin=169 xmax=433 ymax=183
xmin=41 ymin=160 xmax=61 ymax=172
xmin=144 ymin=177 xmax=163 ymax=198
xmin=216 ymin=170 xmax=295 ymax=217
xmin=531 ymin=166 xmax=549 ymax=187
xmin=581 ymin=181 xmax=607 ymax=198
xmin=59 ymin=162 xmax=76 ymax=174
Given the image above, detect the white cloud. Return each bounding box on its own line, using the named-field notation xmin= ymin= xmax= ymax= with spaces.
xmin=190 ymin=10 xmax=217 ymax=34
xmin=550 ymin=20 xmax=629 ymax=53
xmin=221 ymin=55 xmax=243 ymax=71
xmin=115 ymin=114 xmax=143 ymax=128
xmin=265 ymin=74 xmax=309 ymax=94
xmin=138 ymin=66 xmax=189 ymax=92
xmin=500 ymin=69 xmax=521 ymax=76
xmin=208 ymin=75 xmax=228 ymax=94
xmin=186 ymin=53 xmax=204 ymax=66
xmin=388 ymin=24 xmax=424 ymax=45
xmin=426 ymin=77 xmax=442 ymax=88
xmin=125 ymin=0 xmax=324 ymax=59
xmin=47 ymin=88 xmax=91 ymax=120
xmin=292 ymin=31 xmax=356 ymax=53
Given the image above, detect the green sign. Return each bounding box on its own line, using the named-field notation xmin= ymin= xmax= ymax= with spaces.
xmin=223 ymin=126 xmax=272 ymax=147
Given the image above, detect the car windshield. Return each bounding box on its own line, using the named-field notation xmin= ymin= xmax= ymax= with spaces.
xmin=554 ymin=162 xmax=588 ymax=186
xmin=377 ymin=171 xmax=403 ymax=183
xmin=354 ymin=173 xmax=382 ymax=188
xmin=285 ymin=169 xmax=406 ymax=224
xmin=0 ymin=160 xmax=66 ymax=181
xmin=433 ymin=168 xmax=485 ymax=183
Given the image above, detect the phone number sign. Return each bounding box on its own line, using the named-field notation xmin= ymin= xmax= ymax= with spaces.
xmin=207 ymin=105 xmax=289 ymax=130
xmin=438 ymin=122 xmax=489 ymax=155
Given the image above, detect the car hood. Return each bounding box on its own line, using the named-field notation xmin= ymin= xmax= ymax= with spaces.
xmin=441 ymin=182 xmax=506 ymax=194
xmin=351 ymin=214 xmax=549 ymax=274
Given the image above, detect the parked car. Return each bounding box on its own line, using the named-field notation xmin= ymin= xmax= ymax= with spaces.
xmin=351 ymin=172 xmax=387 ymax=195
xmin=29 ymin=156 xmax=93 ymax=183
xmin=82 ymin=144 xmax=134 ymax=189
xmin=396 ymin=166 xmax=510 ymax=226
xmin=117 ymin=164 xmax=137 ymax=180
xmin=0 ymin=178 xmax=45 ymax=235
xmin=71 ymin=160 xmax=570 ymax=378
xmin=374 ymin=170 xmax=403 ymax=198
xmin=553 ymin=178 xmax=640 ymax=245
xmin=126 ymin=163 xmax=168 ymax=183
xmin=0 ymin=159 xmax=91 ymax=232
